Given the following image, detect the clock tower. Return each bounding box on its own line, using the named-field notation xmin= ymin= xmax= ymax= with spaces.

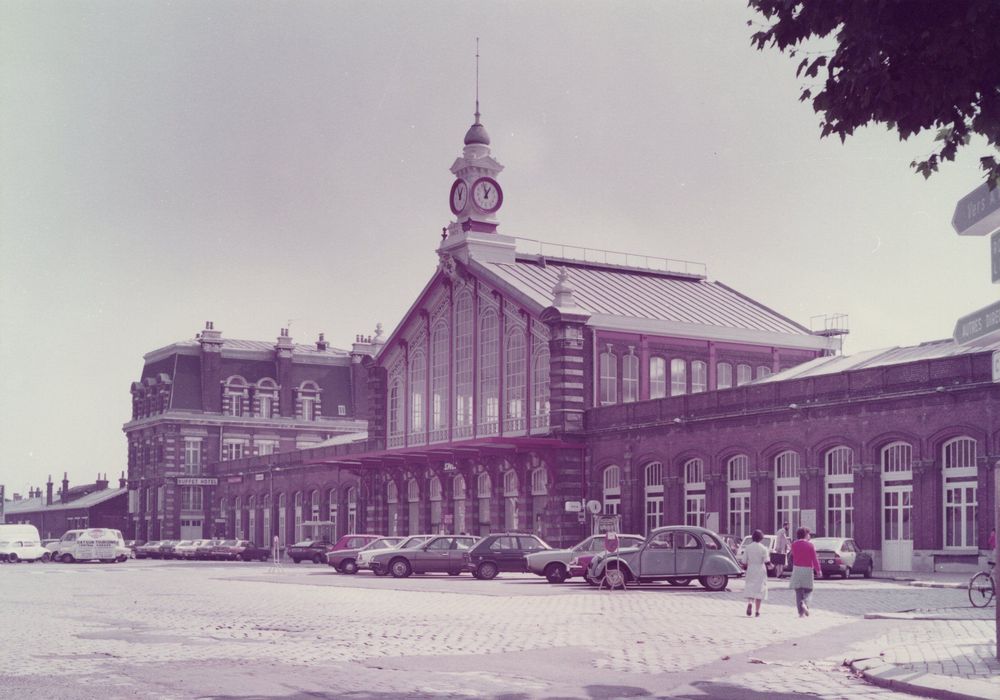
xmin=446 ymin=106 xmax=504 ymax=235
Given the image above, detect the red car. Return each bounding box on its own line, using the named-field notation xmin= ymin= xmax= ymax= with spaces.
xmin=288 ymin=534 xmax=382 ymax=564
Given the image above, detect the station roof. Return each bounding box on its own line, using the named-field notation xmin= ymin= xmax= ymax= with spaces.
xmin=4 ymin=487 xmax=126 ymax=515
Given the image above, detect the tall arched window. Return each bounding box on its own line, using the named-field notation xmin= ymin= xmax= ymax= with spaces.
xmin=346 ymin=487 xmax=357 ymax=534
xmin=262 ymin=493 xmax=272 ymax=544
xmin=256 ymin=378 xmax=278 ymax=418
xmin=691 ymin=361 xmax=707 ymax=394
xmin=298 ymin=381 xmax=320 ymax=421
xmin=453 ymin=294 xmax=474 ymax=438
xmin=774 ymin=451 xmax=800 ymax=532
xmin=219 ymin=497 xmax=228 ymax=537
xmin=234 ymin=496 xmax=243 ymax=539
xmin=388 ymin=377 xmax=404 ymax=447
xmin=622 ymin=351 xmax=639 ymax=403
xmin=602 ymin=465 xmax=621 ymax=515
xmin=247 ymin=495 xmax=257 ymax=543
xmin=328 ymin=488 xmax=338 ymax=538
xmin=386 ymin=481 xmax=399 ymax=536
xmin=277 ymin=493 xmax=287 ymax=545
xmin=504 ymin=327 xmax=526 ymax=433
xmin=684 ymin=458 xmax=706 ymax=527
xmin=736 ymin=364 xmax=752 ymax=387
xmin=717 ymin=362 xmax=733 ymax=390
xmin=453 ymin=474 xmax=467 ymax=534
xmin=531 ymin=347 xmax=550 ymax=431
xmin=408 ymin=350 xmax=426 ymax=443
xmin=825 ymin=446 xmax=854 ymax=537
xmin=477 ymin=472 xmax=492 ymax=536
xmin=293 ymin=492 xmax=303 ymax=542
xmin=670 ymin=358 xmax=687 ymax=396
xmin=430 ymin=322 xmax=449 ymax=441
xmin=727 ymin=455 xmax=750 ymax=539
xmin=478 ymin=309 xmax=499 ymax=435
xmin=407 ymin=478 xmax=420 ymax=535
xmin=943 ymin=436 xmax=977 ymax=549
xmin=429 ymin=476 xmax=442 ymax=533
xmin=599 ymin=349 xmax=617 ymax=405
xmin=756 ymin=366 xmax=772 ymax=379
xmin=503 ymin=470 xmax=519 ymax=531
xmin=649 ymin=357 xmax=666 ymax=399
xmin=881 ymin=441 xmax=913 ymax=571
xmin=224 ymin=376 xmax=248 ymax=417
xmin=644 ymin=462 xmax=663 ymax=534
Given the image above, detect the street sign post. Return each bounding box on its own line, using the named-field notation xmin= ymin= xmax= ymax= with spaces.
xmin=953 ymin=300 xmax=1000 ymax=345
xmin=952 ymin=181 xmax=1000 ymax=237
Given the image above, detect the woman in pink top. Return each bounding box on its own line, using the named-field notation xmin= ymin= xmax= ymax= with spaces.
xmin=788 ymin=527 xmax=822 ymax=617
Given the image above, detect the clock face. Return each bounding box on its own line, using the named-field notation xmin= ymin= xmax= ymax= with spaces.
xmin=471 ymin=177 xmax=503 ymax=213
xmin=449 ymin=179 xmax=468 ymax=215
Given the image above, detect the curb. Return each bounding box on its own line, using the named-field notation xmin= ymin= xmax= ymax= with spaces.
xmin=848 ymin=657 xmax=998 ymax=700
xmin=908 ymin=581 xmax=966 ymax=589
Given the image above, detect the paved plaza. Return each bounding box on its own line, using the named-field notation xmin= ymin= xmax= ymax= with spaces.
xmin=0 ymin=560 xmax=995 ymax=699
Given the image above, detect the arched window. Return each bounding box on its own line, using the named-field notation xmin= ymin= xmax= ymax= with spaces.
xmin=277 ymin=493 xmax=287 ymax=545
xmin=407 ymin=478 xmax=420 ymax=535
xmin=881 ymin=441 xmax=913 ymax=571
xmin=736 ymin=364 xmax=752 ymax=386
xmin=262 ymin=493 xmax=272 ymax=544
xmin=388 ymin=377 xmax=404 ymax=447
xmin=691 ymin=361 xmax=707 ymax=394
xmin=727 ymin=455 xmax=750 ymax=539
xmin=430 ymin=322 xmax=449 ymax=441
xmin=478 ymin=309 xmax=499 ymax=435
xmin=943 ymin=436 xmax=977 ymax=549
xmin=219 ymin=497 xmax=228 ymax=537
xmin=649 ymin=357 xmax=666 ymax=399
xmin=293 ymin=491 xmax=303 ymax=542
xmin=328 ymin=488 xmax=338 ymax=537
xmin=530 ymin=468 xmax=548 ymax=496
xmin=309 ymin=490 xmax=320 ymax=530
xmin=234 ymin=496 xmax=243 ymax=539
xmin=453 ymin=474 xmax=467 ymax=534
xmin=247 ymin=495 xmax=257 ymax=543
xmin=825 ymin=446 xmax=854 ymax=537
xmin=256 ymin=378 xmax=278 ymax=418
xmin=224 ymin=376 xmax=248 ymax=417
xmin=477 ymin=472 xmax=492 ymax=536
xmin=684 ymin=458 xmax=706 ymax=527
xmin=644 ymin=462 xmax=663 ymax=534
xmin=717 ymin=362 xmax=733 ymax=390
xmin=453 ymin=294 xmax=474 ymax=437
xmin=602 ymin=465 xmax=621 ymax=515
xmin=503 ymin=470 xmax=519 ymax=530
xmin=531 ymin=347 xmax=550 ymax=430
xmin=298 ymin=381 xmax=320 ymax=421
xmin=346 ymin=487 xmax=357 ymax=534
xmin=774 ymin=451 xmax=800 ymax=532
xmin=599 ymin=349 xmax=617 ymax=405
xmin=429 ymin=476 xmax=442 ymax=533
xmin=670 ymin=359 xmax=687 ymax=396
xmin=756 ymin=366 xmax=772 ymax=379
xmin=387 ymin=481 xmax=399 ymax=536
xmin=504 ymin=327 xmax=526 ymax=432
xmin=408 ymin=350 xmax=426 ymax=442
xmin=622 ymin=351 xmax=639 ymax=403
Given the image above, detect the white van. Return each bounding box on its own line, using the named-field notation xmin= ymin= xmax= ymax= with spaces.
xmin=0 ymin=524 xmax=50 ymax=563
xmin=52 ymin=528 xmax=129 ymax=563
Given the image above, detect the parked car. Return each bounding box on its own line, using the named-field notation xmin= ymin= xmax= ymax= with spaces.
xmin=527 ymin=533 xmax=644 ymax=583
xmin=586 ymin=526 xmax=742 ymax=591
xmin=209 ymin=540 xmax=269 ymax=561
xmin=124 ymin=540 xmax=141 ymax=558
xmin=50 ymin=528 xmax=129 ymax=563
xmin=0 ymin=524 xmax=50 ymax=563
xmin=328 ymin=537 xmax=403 ymax=574
xmin=373 ymin=535 xmax=479 ymax=578
xmin=236 ymin=542 xmax=272 ymax=562
xmin=330 ymin=533 xmax=384 ymax=553
xmin=735 ymin=533 xmax=779 ymax=576
xmin=172 ymin=540 xmax=199 ymax=559
xmin=286 ymin=540 xmax=337 ymax=564
xmin=45 ymin=529 xmax=85 ymax=560
xmin=194 ymin=539 xmax=222 ymax=560
xmin=810 ymin=537 xmax=874 ymax=579
xmin=568 ymin=553 xmax=599 ymax=583
xmin=134 ymin=541 xmax=161 ymax=559
xmin=357 ymin=535 xmax=433 ymax=574
xmin=465 ymin=533 xmax=551 ymax=580
xmin=155 ymin=540 xmax=180 ymax=559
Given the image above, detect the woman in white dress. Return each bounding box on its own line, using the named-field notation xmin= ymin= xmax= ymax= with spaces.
xmin=743 ymin=529 xmax=769 ymax=617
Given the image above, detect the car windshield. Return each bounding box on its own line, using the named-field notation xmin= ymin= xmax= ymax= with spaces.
xmin=400 ymin=536 xmax=430 ymax=548
xmin=220 ymin=540 xmax=238 ymax=546
xmin=292 ymin=541 xmax=312 ymax=547
xmin=810 ymin=538 xmax=842 ymax=551
xmin=367 ymin=538 xmax=398 ymax=550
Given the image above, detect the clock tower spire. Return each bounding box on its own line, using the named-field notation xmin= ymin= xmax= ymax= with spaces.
xmin=446 ymin=38 xmax=504 ymax=236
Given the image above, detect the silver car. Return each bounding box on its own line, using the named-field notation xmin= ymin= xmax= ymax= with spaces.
xmin=370 ymin=535 xmax=479 ymax=578
xmin=526 ymin=533 xmax=645 ymax=583
xmin=587 ymin=526 xmax=742 ymax=591
xmin=356 ymin=535 xmax=432 ymax=575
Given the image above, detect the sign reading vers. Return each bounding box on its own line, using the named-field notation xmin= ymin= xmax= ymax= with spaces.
xmin=952 ymin=181 xmax=1000 ymax=237
xmin=953 ymin=300 xmax=1000 ymax=345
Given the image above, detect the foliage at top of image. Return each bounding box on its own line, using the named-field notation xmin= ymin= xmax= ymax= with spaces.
xmin=748 ymin=0 xmax=1000 ymax=188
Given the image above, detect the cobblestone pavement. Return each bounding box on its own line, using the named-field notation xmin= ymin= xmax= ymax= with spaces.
xmin=0 ymin=560 xmax=985 ymax=699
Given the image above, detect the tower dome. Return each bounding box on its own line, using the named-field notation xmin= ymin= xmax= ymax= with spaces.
xmin=464 ymin=114 xmax=490 ymax=146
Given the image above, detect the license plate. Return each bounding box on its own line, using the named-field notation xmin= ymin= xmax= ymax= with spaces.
xmin=826 ymin=559 xmax=834 ymax=564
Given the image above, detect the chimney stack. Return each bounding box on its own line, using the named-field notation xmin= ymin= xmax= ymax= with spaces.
xmin=119 ymin=471 xmax=126 ymax=489
xmin=61 ymin=472 xmax=69 ymax=503
xmin=316 ymin=333 xmax=329 ymax=351
xmin=96 ymin=473 xmax=109 ymax=490
xmin=46 ymin=476 xmax=53 ymax=506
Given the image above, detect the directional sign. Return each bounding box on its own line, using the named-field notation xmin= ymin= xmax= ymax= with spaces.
xmin=176 ymin=477 xmax=218 ymax=486
xmin=953 ymin=299 xmax=1000 ymax=345
xmin=953 ymin=181 xmax=1000 ymax=236
xmin=992 ymin=231 xmax=1000 ymax=283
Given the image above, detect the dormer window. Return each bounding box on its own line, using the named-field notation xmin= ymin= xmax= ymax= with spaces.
xmin=256 ymin=378 xmax=278 ymax=419
xmin=297 ymin=381 xmax=321 ymax=421
xmin=223 ymin=376 xmax=248 ymax=417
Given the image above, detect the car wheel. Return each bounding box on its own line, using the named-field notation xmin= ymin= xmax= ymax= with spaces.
xmin=390 ymin=558 xmax=412 ymax=578
xmin=291 ymin=558 xmax=300 ymax=564
xmin=260 ymin=555 xmax=268 ymax=562
xmin=41 ymin=552 xmax=51 ymax=563
xmin=544 ymin=563 xmax=568 ymax=584
xmin=603 ymin=566 xmax=628 ymax=590
xmin=8 ymin=553 xmax=18 ymax=563
xmin=477 ymin=562 xmax=499 ymax=580
xmin=698 ymin=575 xmax=728 ymax=592
xmin=341 ymin=559 xmax=358 ymax=575
xmin=666 ymin=577 xmax=692 ymax=587
xmin=61 ymin=553 xmax=74 ymax=564
xmin=312 ymin=554 xmax=323 ymax=564
xmin=863 ymin=563 xmax=873 ymax=578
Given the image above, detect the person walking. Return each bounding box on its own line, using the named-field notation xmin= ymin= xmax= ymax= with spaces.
xmin=743 ymin=529 xmax=769 ymax=617
xmin=789 ymin=527 xmax=821 ymax=617
xmin=774 ymin=521 xmax=791 ymax=578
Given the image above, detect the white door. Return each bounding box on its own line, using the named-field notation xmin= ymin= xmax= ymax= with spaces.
xmin=881 ymin=486 xmax=913 ymax=571
xmin=180 ymin=518 xmax=202 ymax=540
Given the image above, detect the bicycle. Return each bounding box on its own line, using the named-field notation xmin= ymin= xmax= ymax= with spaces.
xmin=968 ymin=562 xmax=995 ymax=608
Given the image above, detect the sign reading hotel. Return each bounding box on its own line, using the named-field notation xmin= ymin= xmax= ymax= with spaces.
xmin=952 ymin=181 xmax=1000 ymax=237
xmin=176 ymin=477 xmax=218 ymax=486
xmin=953 ymin=300 xmax=1000 ymax=345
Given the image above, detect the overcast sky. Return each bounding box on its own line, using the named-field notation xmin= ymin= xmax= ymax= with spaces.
xmin=1 ymin=1 xmax=995 ymax=496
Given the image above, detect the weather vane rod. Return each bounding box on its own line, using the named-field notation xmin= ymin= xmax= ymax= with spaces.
xmin=475 ymin=37 xmax=480 ymax=122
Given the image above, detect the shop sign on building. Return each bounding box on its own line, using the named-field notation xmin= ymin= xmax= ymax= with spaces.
xmin=564 ymin=501 xmax=582 ymax=513
xmin=992 ymin=231 xmax=1000 ymax=283
xmin=953 ymin=300 xmax=1000 ymax=345
xmin=953 ymin=181 xmax=1000 ymax=237
xmin=176 ymin=477 xmax=218 ymax=486
xmin=226 ymin=476 xmax=242 ymax=484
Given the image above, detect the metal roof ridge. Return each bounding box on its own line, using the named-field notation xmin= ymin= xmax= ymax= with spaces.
xmin=713 ymin=281 xmax=812 ymax=334
xmin=510 ymin=252 xmax=706 ymax=281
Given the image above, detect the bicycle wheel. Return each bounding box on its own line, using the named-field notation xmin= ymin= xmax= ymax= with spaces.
xmin=968 ymin=571 xmax=994 ymax=608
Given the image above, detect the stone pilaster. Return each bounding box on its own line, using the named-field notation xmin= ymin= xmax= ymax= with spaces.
xmin=540 ymin=306 xmax=590 ymax=435
xmin=199 ymin=321 xmax=223 ymax=413
xmin=853 ymin=464 xmax=878 ymax=551
xmin=750 ymin=471 xmax=771 ymax=533
xmin=275 ymin=328 xmax=295 ymax=417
